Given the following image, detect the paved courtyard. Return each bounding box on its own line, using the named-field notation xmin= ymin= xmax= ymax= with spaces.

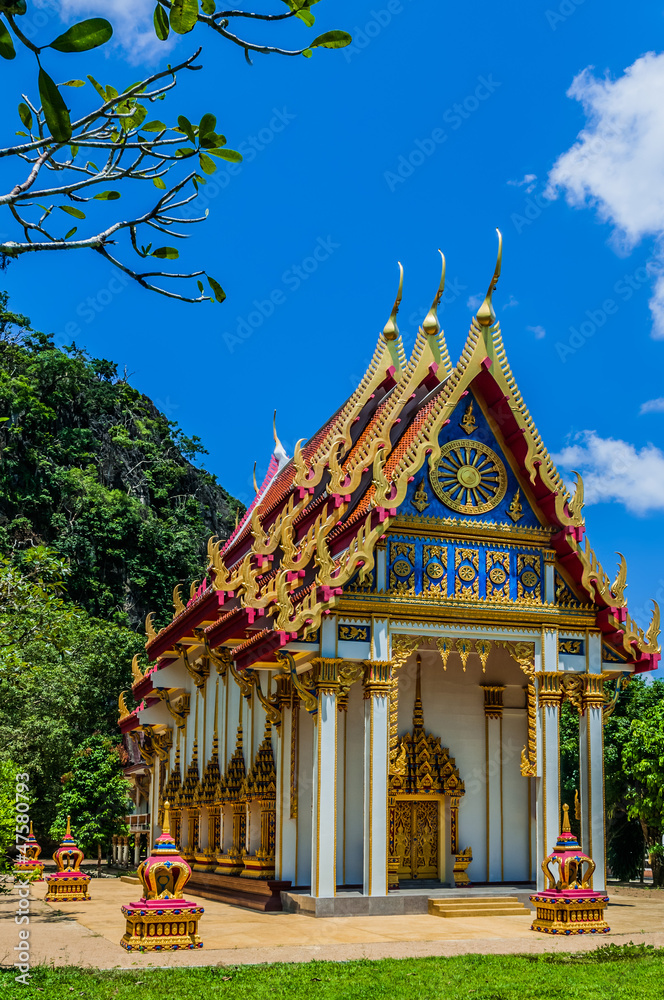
xmin=2 ymin=880 xmax=662 ymax=969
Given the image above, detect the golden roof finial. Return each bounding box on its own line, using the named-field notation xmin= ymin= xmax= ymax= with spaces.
xmin=29 ymin=820 xmax=34 ymax=837
xmin=235 ymin=507 xmax=239 ymax=529
xmin=422 ymin=250 xmax=446 ymax=337
xmin=476 ymin=228 xmax=502 ymax=327
xmin=131 ymin=654 xmax=144 ymax=684
xmin=273 ymin=410 xmax=281 ymax=450
xmin=382 ymin=261 xmax=403 ymax=341
xmin=65 ymin=814 xmax=72 ymax=838
xmin=252 ymin=461 xmax=258 ymax=495
xmin=562 ymin=803 xmax=571 ymax=833
xmin=162 ymin=800 xmax=171 ymax=835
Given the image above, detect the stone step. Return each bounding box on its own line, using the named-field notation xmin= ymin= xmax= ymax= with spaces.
xmin=428 ymin=897 xmax=531 ymax=918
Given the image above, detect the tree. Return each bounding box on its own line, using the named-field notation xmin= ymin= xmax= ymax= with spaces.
xmin=0 ymin=2 xmax=350 ymax=299
xmin=0 ymin=546 xmax=141 ymax=840
xmin=0 ymin=758 xmax=17 ymax=888
xmin=51 ymin=734 xmax=132 ymax=875
xmin=0 ymin=293 xmax=241 ymax=627
xmin=622 ymin=698 xmax=664 ymax=887
xmin=604 ymin=675 xmax=664 ymax=883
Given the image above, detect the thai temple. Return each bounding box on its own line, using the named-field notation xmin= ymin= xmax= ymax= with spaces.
xmin=118 ymin=234 xmax=660 ymax=914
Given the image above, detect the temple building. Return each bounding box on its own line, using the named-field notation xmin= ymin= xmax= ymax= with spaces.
xmin=119 ymin=235 xmax=660 ymax=914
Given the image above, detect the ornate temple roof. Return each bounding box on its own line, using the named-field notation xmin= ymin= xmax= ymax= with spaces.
xmin=119 ymin=233 xmax=659 ymax=726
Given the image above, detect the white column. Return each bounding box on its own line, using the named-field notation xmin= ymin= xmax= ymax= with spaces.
xmin=579 ymin=645 xmax=606 ymax=890
xmin=133 ymin=834 xmax=141 ymax=867
xmin=535 ymin=630 xmax=561 ymax=890
xmin=363 ymin=662 xmax=390 ymax=897
xmin=310 ymin=661 xmax=338 ymax=897
xmin=276 ymin=695 xmax=297 ymax=882
xmin=481 ymin=686 xmax=505 ymax=882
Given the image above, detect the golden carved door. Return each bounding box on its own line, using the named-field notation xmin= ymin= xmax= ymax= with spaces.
xmin=395 ymin=799 xmax=439 ymax=879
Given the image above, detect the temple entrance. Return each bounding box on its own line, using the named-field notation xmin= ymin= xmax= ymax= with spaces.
xmin=394 ymin=797 xmax=441 ymax=879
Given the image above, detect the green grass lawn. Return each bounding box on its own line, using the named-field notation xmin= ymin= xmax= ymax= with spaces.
xmin=0 ymin=946 xmax=661 ymax=1000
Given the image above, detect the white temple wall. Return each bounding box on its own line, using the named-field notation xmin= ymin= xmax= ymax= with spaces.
xmin=295 ymin=705 xmax=313 ymax=886
xmin=341 ymin=681 xmax=366 ymax=886
xmin=396 ymin=647 xmax=531 ymax=884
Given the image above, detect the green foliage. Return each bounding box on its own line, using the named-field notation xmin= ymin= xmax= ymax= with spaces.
xmin=0 ymin=292 xmax=240 ymax=628
xmin=0 ymin=757 xmax=17 ymax=870
xmin=604 ymin=675 xmax=664 ymax=883
xmin=0 ymin=291 xmax=242 ymax=840
xmin=0 ymin=547 xmax=141 ymax=838
xmin=51 ymin=735 xmax=131 ymax=853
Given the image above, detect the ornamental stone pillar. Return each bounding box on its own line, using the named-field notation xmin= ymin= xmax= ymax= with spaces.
xmin=133 ymin=832 xmax=141 ymax=867
xmin=579 ymin=664 xmax=606 ymax=890
xmin=536 ymin=664 xmax=562 ymax=890
xmin=112 ymin=836 xmax=118 ymax=865
xmin=310 ymin=659 xmax=339 ymax=898
xmin=363 ymin=661 xmax=391 ymax=897
xmin=481 ymin=685 xmax=505 ymax=882
xmin=274 ymin=679 xmax=297 ymax=883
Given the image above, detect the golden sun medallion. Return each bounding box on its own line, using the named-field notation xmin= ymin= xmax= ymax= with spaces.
xmin=430 ymin=439 xmax=507 ymax=514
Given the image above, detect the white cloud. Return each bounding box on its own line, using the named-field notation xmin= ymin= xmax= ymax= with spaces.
xmin=508 ymin=173 xmax=537 ymax=194
xmin=54 ymin=0 xmax=174 ymax=64
xmin=528 ymin=324 xmax=546 ymax=339
xmin=466 ymin=294 xmax=483 ymax=311
xmin=547 ymin=52 xmax=664 ymax=339
xmin=503 ymin=294 xmax=519 ymax=309
xmin=552 ymin=430 xmax=664 ymax=516
xmin=640 ymin=398 xmax=664 ymax=414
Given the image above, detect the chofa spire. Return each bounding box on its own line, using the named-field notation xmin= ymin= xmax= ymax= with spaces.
xmin=476 ymin=228 xmax=502 ymax=328
xmin=382 ymin=262 xmax=404 ymax=341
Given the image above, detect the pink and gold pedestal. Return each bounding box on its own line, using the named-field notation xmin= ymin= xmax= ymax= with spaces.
xmin=531 ymin=805 xmax=609 ymax=935
xmin=120 ymin=801 xmax=204 ymax=952
xmin=44 ymin=816 xmax=91 ymax=902
xmin=15 ymin=822 xmax=45 ymax=881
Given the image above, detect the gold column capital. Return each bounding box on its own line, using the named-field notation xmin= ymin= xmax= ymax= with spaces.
xmin=480 ymin=684 xmax=506 ymax=719
xmin=582 ymin=673 xmax=606 ymax=709
xmin=314 ymin=657 xmax=341 ymax=695
xmin=537 ymin=671 xmax=563 ymax=708
xmin=363 ymin=660 xmax=392 ymax=698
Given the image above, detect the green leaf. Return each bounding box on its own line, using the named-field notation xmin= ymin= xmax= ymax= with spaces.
xmin=0 ymin=19 xmax=16 ymax=59
xmin=207 ymin=276 xmax=226 ymax=303
xmin=39 ymin=69 xmax=72 ymax=143
xmin=87 ymin=75 xmax=106 ymax=100
xmin=295 ymin=9 xmax=315 ymax=26
xmin=93 ymin=191 xmax=121 ymax=200
xmin=153 ymin=4 xmax=169 ymax=40
xmin=170 ymin=0 xmax=198 ymax=35
xmin=62 ymin=80 xmax=86 ymax=88
xmin=309 ymin=30 xmax=351 ymax=49
xmin=207 ymin=147 xmax=242 ymax=163
xmin=302 ymin=48 xmax=312 ymax=58
xmin=197 ymin=280 xmax=204 ymax=293
xmin=177 ymin=115 xmax=196 ymax=143
xmin=70 ymin=144 xmax=79 ymax=158
xmin=153 ymin=176 xmax=167 ymax=189
xmin=198 ymin=112 xmax=216 ymax=138
xmin=64 ymin=227 xmax=78 ymax=239
xmin=200 ymin=0 xmax=215 ymax=13
xmin=151 ymin=247 xmax=179 ymax=259
xmin=198 ymin=152 xmax=217 ymax=175
xmin=59 ymin=205 xmax=86 ymax=220
xmin=142 ymin=120 xmax=167 ymax=133
xmin=0 ymin=1 xmax=27 ymax=13
xmin=175 ymin=146 xmax=196 ymax=158
xmin=50 ymin=18 xmax=113 ymax=53
xmin=15 ymin=130 xmax=27 ymax=137
xmin=18 ymin=102 xmax=32 ymax=131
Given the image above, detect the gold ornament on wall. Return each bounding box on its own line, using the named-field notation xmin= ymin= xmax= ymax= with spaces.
xmin=459 ymin=399 xmax=477 ymax=434
xmin=430 ymin=439 xmax=507 ymax=515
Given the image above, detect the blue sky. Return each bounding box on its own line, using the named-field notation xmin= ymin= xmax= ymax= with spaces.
xmin=2 ymin=0 xmax=664 ymax=639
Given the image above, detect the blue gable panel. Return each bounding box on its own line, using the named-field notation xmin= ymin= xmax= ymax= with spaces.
xmin=398 ymin=390 xmax=542 ymax=529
